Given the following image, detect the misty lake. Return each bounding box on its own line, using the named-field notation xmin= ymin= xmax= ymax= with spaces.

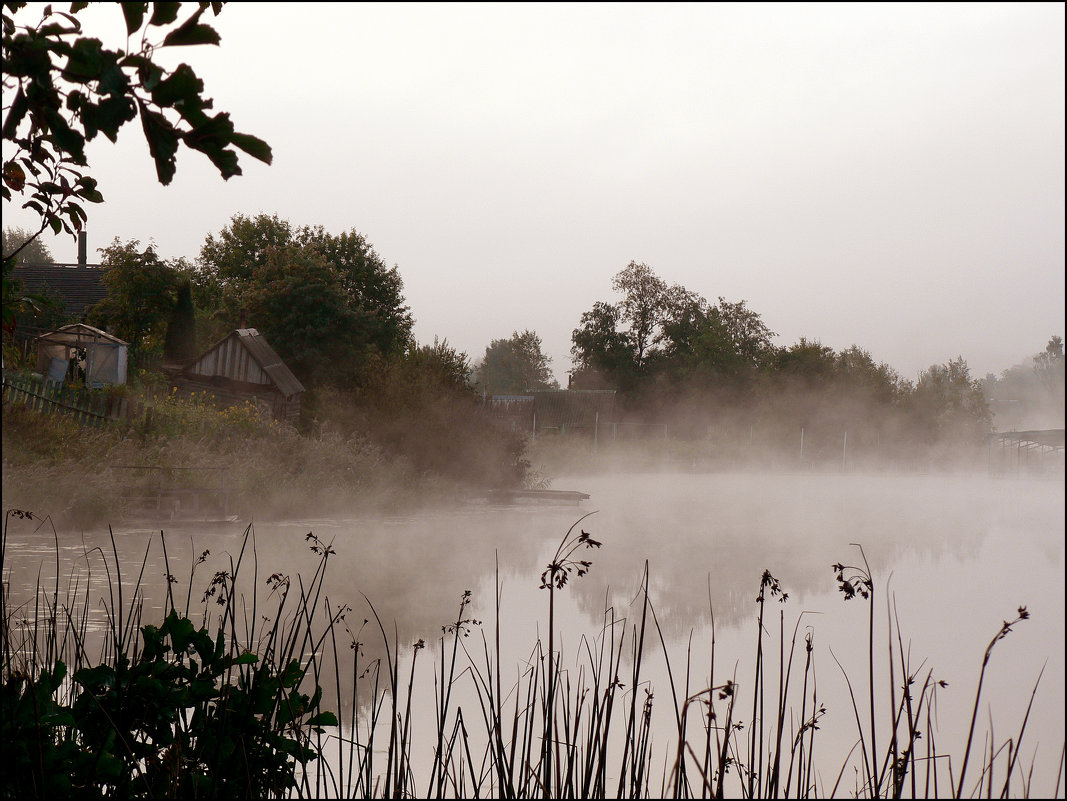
xmin=4 ymin=469 xmax=1064 ymax=796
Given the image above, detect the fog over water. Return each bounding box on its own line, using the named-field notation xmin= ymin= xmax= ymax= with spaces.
xmin=4 ymin=468 xmax=1063 ymax=795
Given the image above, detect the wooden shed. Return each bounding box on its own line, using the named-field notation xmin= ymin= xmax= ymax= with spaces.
xmin=175 ymin=328 xmax=305 ymax=424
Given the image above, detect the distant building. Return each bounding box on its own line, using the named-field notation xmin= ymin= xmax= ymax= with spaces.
xmin=480 ymin=389 xmax=617 ymax=434
xmin=172 ymin=328 xmax=305 ymax=424
xmin=10 ymin=232 xmax=105 ymax=323
xmin=531 ymin=389 xmax=616 ymax=432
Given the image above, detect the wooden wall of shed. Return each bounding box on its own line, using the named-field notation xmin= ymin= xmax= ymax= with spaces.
xmin=189 ymin=335 xmax=272 ymax=386
xmin=172 ymin=377 xmax=300 ymax=425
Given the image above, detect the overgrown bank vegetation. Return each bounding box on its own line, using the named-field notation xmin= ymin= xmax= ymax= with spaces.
xmin=0 ymin=383 xmax=527 ymax=528
xmin=2 ymin=512 xmax=1059 ymax=798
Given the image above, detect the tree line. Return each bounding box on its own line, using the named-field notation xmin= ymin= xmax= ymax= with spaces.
xmin=8 ymin=222 xmax=1062 ymax=467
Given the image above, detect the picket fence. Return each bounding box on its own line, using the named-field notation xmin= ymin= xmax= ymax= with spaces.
xmin=2 ymin=373 xmax=150 ymax=429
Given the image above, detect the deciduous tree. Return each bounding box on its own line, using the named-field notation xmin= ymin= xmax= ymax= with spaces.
xmin=475 ymin=330 xmax=558 ymax=395
xmin=196 ymin=214 xmax=414 ymax=386
xmin=88 ymin=238 xmax=184 ymax=357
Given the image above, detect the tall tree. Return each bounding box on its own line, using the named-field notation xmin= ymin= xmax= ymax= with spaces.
xmin=163 ymin=278 xmax=198 ymax=362
xmin=910 ymin=356 xmax=992 ymax=441
xmin=610 ymin=261 xmax=702 ymax=364
xmin=475 ymin=330 xmax=558 ymax=395
xmin=570 ymin=300 xmax=636 ymax=388
xmin=197 ymin=215 xmax=414 ymax=386
xmin=239 ymin=244 xmax=363 ymax=385
xmin=572 ymin=261 xmax=775 ymax=392
xmin=88 ymin=238 xmax=183 ymax=356
xmin=1033 ymin=335 xmax=1065 ymax=397
xmin=2 ymin=226 xmax=54 ymax=265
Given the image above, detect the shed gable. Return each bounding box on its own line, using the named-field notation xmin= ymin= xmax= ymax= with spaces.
xmin=184 ymin=328 xmax=304 ymax=398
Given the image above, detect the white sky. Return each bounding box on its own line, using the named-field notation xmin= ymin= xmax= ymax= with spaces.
xmin=5 ymin=2 xmax=1064 ymax=383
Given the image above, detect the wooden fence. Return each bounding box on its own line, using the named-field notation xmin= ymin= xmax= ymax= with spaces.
xmin=2 ymin=372 xmax=148 ymax=429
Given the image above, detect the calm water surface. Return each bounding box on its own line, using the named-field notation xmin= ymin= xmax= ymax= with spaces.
xmin=4 ymin=471 xmax=1063 ymax=796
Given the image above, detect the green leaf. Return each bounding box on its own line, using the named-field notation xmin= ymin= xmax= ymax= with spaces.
xmin=306 ymin=710 xmax=339 ymax=727
xmin=230 ymin=131 xmax=273 ymax=165
xmin=149 ymin=2 xmax=182 ymax=27
xmin=122 ymin=2 xmax=148 ymax=36
xmin=42 ymin=108 xmax=85 ymax=157
xmin=3 ymin=161 xmax=26 ymax=191
xmin=66 ymin=200 xmax=86 ymax=221
xmin=137 ymin=101 xmax=178 ymax=184
xmin=73 ymin=664 xmax=116 ymax=691
xmin=2 ymin=87 xmax=29 ymax=139
xmin=151 ymin=62 xmax=204 ymax=108
xmin=163 ymin=610 xmax=196 ymax=654
xmin=162 ymin=7 xmax=221 ymax=47
xmin=98 ymin=59 xmax=130 ymax=96
xmin=63 ymin=37 xmax=106 ymax=82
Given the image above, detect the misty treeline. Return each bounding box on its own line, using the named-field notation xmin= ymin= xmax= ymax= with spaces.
xmin=569 ymin=261 xmax=1063 ymax=461
xmin=6 ymin=220 xmax=1064 ymax=477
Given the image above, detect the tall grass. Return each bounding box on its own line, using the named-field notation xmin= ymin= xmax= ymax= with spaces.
xmin=1 ymin=509 xmax=1058 ymax=798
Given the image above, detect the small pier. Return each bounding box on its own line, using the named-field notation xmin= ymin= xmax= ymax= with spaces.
xmin=487 ymin=488 xmax=591 ymax=505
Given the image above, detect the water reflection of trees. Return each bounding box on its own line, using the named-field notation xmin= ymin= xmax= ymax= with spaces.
xmin=557 ymin=473 xmax=1032 ymax=639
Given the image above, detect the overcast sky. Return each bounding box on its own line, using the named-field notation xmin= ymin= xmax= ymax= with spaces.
xmin=5 ymin=2 xmax=1064 ymax=382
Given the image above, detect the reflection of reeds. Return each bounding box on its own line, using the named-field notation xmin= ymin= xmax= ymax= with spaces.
xmin=1 ymin=510 xmax=1056 ymax=798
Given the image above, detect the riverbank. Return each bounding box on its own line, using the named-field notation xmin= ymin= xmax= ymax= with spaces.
xmin=1 ymin=401 xmax=473 ymax=527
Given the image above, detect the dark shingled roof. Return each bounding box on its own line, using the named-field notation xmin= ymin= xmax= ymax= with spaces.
xmin=10 ymin=264 xmax=107 ymax=318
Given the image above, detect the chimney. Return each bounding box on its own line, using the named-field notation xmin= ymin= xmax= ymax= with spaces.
xmin=77 ymin=231 xmax=87 ymax=267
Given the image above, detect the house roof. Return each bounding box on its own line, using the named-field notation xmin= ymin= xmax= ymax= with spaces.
xmin=10 ymin=264 xmax=107 ymax=318
xmin=186 ymin=328 xmax=305 ymax=398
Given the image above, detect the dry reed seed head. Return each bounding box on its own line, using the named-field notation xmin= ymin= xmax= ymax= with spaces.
xmin=8 ymin=509 xmax=35 ymax=519
xmin=756 ymin=569 xmax=788 ymax=602
xmin=577 ymin=530 xmax=602 ymax=548
xmin=413 ymin=638 xmax=425 ymax=651
xmin=304 ymin=531 xmax=336 ymax=556
xmin=266 ymin=572 xmax=290 ymax=595
xmin=202 ymin=570 xmax=231 ymax=605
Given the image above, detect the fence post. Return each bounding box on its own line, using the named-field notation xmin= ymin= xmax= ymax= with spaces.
xmin=842 ymin=431 xmax=848 ymax=472
xmin=594 ymin=411 xmax=599 ymax=454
